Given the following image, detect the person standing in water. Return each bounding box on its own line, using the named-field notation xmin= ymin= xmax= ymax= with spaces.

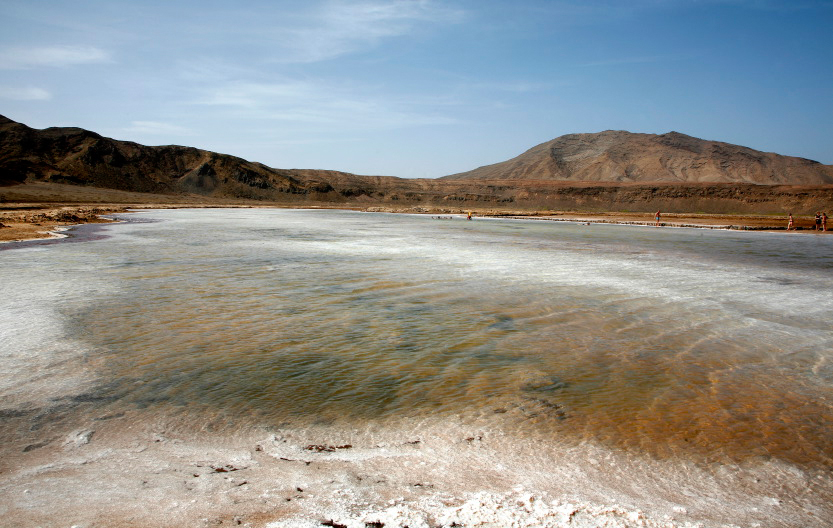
xmin=655 ymin=210 xmax=661 ymax=227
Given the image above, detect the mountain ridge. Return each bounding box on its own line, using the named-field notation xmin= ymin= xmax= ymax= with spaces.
xmin=0 ymin=114 xmax=368 ymax=198
xmin=442 ymin=130 xmax=833 ymax=185
xmin=2 ymin=115 xmax=832 ymax=215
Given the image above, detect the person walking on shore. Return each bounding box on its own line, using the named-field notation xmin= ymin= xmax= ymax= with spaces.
xmin=823 ymin=212 xmax=828 ymax=232
xmin=815 ymin=212 xmax=822 ymax=231
xmin=655 ymin=210 xmax=661 ymax=227
xmin=788 ymin=213 xmax=794 ymax=231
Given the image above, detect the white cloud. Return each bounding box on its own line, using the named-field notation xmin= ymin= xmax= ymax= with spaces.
xmin=277 ymin=0 xmax=464 ymax=63
xmin=0 ymin=45 xmax=111 ymax=69
xmin=195 ymin=80 xmax=315 ymax=108
xmin=0 ymin=85 xmax=51 ymax=100
xmin=124 ymin=121 xmax=192 ymax=136
xmin=194 ymin=78 xmax=458 ymax=128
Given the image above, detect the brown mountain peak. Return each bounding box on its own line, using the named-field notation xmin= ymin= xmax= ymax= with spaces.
xmin=443 ymin=130 xmax=833 ymax=185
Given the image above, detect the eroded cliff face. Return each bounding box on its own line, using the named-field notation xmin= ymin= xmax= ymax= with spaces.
xmin=444 ymin=130 xmax=833 ymax=185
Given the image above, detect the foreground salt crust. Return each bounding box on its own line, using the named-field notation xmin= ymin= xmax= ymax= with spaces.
xmin=5 ymin=406 xmax=825 ymax=528
xmin=267 ymin=491 xmax=702 ymax=528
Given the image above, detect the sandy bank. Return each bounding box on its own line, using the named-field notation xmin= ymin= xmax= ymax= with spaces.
xmin=0 ymin=205 xmax=129 ymax=243
xmin=0 ymin=203 xmax=266 ymax=243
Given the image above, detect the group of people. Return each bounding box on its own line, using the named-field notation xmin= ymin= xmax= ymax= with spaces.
xmin=787 ymin=212 xmax=828 ymax=231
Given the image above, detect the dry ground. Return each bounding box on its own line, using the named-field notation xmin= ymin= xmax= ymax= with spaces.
xmin=2 ymin=204 xmax=828 ymax=244
xmin=1 ymin=180 xmax=829 ymax=244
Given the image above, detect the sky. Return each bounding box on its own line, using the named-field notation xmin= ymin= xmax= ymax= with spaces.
xmin=0 ymin=0 xmax=831 ymax=178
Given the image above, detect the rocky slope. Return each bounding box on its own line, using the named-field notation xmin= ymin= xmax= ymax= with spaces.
xmin=443 ymin=130 xmax=833 ymax=185
xmin=0 ymin=114 xmax=360 ymax=200
xmin=2 ymin=116 xmax=831 ymax=214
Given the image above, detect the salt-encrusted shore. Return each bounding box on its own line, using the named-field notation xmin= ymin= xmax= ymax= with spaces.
xmin=3 ymin=409 xmax=829 ymax=528
xmin=1 ymin=203 xmax=828 ymax=245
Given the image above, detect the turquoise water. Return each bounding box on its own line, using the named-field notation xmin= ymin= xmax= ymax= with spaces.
xmin=2 ymin=208 xmax=832 ymax=467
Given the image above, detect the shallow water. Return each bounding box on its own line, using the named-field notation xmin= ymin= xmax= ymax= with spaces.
xmin=2 ymin=208 xmax=833 ymax=469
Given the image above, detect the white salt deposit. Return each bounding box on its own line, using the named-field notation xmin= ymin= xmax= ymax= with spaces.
xmin=1 ymin=208 xmax=832 ymax=527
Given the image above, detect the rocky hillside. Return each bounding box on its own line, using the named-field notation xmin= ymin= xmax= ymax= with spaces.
xmin=0 ymin=114 xmax=367 ymax=200
xmin=2 ymin=115 xmax=831 ymax=214
xmin=443 ymin=130 xmax=833 ymax=185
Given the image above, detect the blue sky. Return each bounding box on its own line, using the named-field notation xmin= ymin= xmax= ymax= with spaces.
xmin=1 ymin=0 xmax=831 ymax=178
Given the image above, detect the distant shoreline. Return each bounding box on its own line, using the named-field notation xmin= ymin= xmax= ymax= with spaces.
xmin=1 ymin=203 xmax=829 ymax=244
xmin=481 ymin=212 xmax=824 ymax=232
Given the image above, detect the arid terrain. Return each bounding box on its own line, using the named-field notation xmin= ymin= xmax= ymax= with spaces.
xmin=1 ymin=198 xmax=827 ymax=245
xmin=444 ymin=130 xmax=833 ymax=185
xmin=2 ymin=114 xmax=832 ymax=242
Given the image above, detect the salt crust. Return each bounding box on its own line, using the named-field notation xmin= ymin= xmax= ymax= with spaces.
xmin=267 ymin=490 xmax=708 ymax=528
xmin=3 ymin=415 xmax=827 ymax=528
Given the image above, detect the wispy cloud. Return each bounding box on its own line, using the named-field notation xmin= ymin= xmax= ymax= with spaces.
xmin=194 ymin=80 xmax=315 ymax=108
xmin=0 ymin=85 xmax=51 ymax=100
xmin=0 ymin=45 xmax=111 ymax=69
xmin=123 ymin=121 xmax=192 ymax=136
xmin=277 ymin=0 xmax=464 ymax=63
xmin=194 ymin=78 xmax=458 ymax=128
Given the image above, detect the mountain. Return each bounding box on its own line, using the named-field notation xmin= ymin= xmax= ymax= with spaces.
xmin=0 ymin=114 xmax=375 ymax=200
xmin=442 ymin=130 xmax=833 ymax=185
xmin=2 ymin=115 xmax=831 ymax=215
